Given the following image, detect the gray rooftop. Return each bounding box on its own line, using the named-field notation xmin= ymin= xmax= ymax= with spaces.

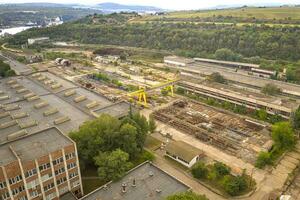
xmin=81 ymin=161 xmax=190 ymax=200
xmin=92 ymin=101 xmax=131 ymax=119
xmin=0 ymin=127 xmax=73 ymax=166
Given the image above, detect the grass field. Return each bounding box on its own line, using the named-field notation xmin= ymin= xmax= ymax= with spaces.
xmin=134 ymin=6 xmax=300 ymax=22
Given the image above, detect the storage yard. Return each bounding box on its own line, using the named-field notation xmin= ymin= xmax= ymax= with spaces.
xmin=153 ymin=100 xmax=271 ymax=164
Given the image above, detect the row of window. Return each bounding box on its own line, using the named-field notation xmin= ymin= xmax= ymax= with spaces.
xmin=0 ymin=181 xmax=7 ymax=189
xmin=53 ymin=157 xmax=63 ymax=166
xmin=25 ymin=168 xmax=37 ymax=178
xmin=65 ymin=152 xmax=76 ymax=160
xmin=39 ymin=163 xmax=51 ymax=172
xmin=9 ymin=175 xmax=22 ymax=185
xmin=67 ymin=163 xmax=77 ymax=170
xmin=55 ymin=167 xmax=65 ymax=176
xmin=44 ymin=182 xmax=55 ymax=192
xmin=11 ymin=185 xmax=25 ymax=196
xmin=30 ymin=190 xmax=40 ymax=198
xmin=69 ymin=171 xmax=78 ymax=179
xmin=57 ymin=177 xmax=67 ymax=185
xmin=0 ymin=192 xmax=9 ymax=200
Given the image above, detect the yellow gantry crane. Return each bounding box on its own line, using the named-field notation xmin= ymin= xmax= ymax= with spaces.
xmin=127 ymin=78 xmax=180 ymax=107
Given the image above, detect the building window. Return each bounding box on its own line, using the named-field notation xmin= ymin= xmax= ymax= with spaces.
xmin=52 ymin=157 xmax=64 ymax=166
xmin=25 ymin=168 xmax=37 ymax=178
xmin=27 ymin=179 xmax=39 ymax=189
xmin=43 ymin=182 xmax=55 ymax=192
xmin=0 ymin=181 xmax=7 ymax=189
xmin=11 ymin=185 xmax=25 ymax=196
xmin=54 ymin=167 xmax=65 ymax=176
xmin=9 ymin=175 xmax=22 ymax=185
xmin=65 ymin=152 xmax=76 ymax=160
xmin=56 ymin=177 xmax=67 ymax=185
xmin=0 ymin=192 xmax=10 ymax=200
xmin=19 ymin=196 xmax=28 ymax=200
xmin=45 ymin=192 xmax=56 ymax=200
xmin=30 ymin=190 xmax=39 ymax=198
xmin=67 ymin=163 xmax=76 ymax=170
xmin=69 ymin=171 xmax=78 ymax=179
xmin=71 ymin=180 xmax=80 ymax=188
xmin=39 ymin=163 xmax=51 ymax=171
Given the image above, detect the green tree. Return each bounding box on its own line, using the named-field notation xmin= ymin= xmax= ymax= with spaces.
xmin=255 ymin=151 xmax=272 ymax=168
xmin=148 ymin=117 xmax=157 ymax=133
xmin=94 ymin=149 xmax=132 ymax=181
xmin=213 ymin=162 xmax=231 ymax=177
xmin=256 ymin=109 xmax=268 ymax=121
xmin=222 ymin=175 xmax=248 ymax=196
xmin=261 ymin=83 xmax=281 ymax=95
xmin=166 ymin=191 xmax=208 ymax=200
xmin=291 ymin=106 xmax=300 ymax=130
xmin=208 ymin=72 xmax=227 ymax=84
xmin=272 ymin=122 xmax=295 ymax=150
xmin=117 ymin=123 xmax=139 ymax=158
xmin=191 ymin=162 xmax=208 ymax=179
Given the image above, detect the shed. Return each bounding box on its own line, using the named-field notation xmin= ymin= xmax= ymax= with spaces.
xmin=165 ymin=140 xmax=204 ymax=168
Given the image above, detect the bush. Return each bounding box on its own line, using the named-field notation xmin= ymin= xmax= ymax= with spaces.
xmin=208 ymin=72 xmax=227 ymax=84
xmin=222 ymin=175 xmax=248 ymax=196
xmin=261 ymin=83 xmax=281 ymax=95
xmin=255 ymin=151 xmax=272 ymax=168
xmin=213 ymin=162 xmax=231 ymax=177
xmin=191 ymin=162 xmax=208 ymax=179
xmin=176 ymin=87 xmax=186 ymax=95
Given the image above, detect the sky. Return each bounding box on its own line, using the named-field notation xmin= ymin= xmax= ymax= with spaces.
xmin=1 ymin=0 xmax=300 ymax=10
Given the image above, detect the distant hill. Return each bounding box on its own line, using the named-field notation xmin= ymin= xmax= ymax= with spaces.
xmin=95 ymin=2 xmax=164 ymax=13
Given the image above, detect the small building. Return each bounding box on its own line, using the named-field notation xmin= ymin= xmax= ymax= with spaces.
xmin=164 ymin=56 xmax=194 ymax=67
xmin=55 ymin=58 xmax=71 ymax=66
xmin=28 ymin=37 xmax=50 ymax=45
xmin=165 ymin=140 xmax=204 ymax=168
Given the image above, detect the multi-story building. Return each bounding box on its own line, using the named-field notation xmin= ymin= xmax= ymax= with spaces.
xmin=0 ymin=127 xmax=83 ymax=200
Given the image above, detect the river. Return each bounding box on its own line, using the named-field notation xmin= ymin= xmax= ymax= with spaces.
xmin=0 ymin=26 xmax=37 ymax=36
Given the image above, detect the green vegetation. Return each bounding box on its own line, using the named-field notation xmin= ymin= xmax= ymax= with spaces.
xmin=208 ymin=72 xmax=227 ymax=84
xmin=291 ymin=106 xmax=300 ymax=130
xmin=166 ymin=191 xmax=208 ymax=200
xmin=0 ymin=59 xmax=15 ymax=77
xmin=6 ymin=11 xmax=300 ymax=83
xmin=137 ymin=6 xmax=300 ymax=24
xmin=70 ymin=113 xmax=155 ymax=182
xmin=94 ymin=149 xmax=132 ymax=182
xmin=261 ymin=83 xmax=281 ymax=95
xmin=191 ymin=162 xmax=254 ymax=196
xmin=255 ymin=122 xmax=296 ymax=168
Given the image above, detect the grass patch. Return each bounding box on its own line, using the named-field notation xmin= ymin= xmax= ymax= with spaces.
xmin=81 ymin=165 xmax=106 ymax=194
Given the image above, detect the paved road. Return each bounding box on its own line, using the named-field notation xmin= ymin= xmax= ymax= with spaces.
xmin=0 ymin=52 xmax=33 ymax=75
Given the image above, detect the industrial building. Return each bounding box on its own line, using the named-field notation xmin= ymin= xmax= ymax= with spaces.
xmin=165 ymin=140 xmax=204 ymax=168
xmin=164 ymin=56 xmax=194 ymax=67
xmin=80 ymin=161 xmax=190 ymax=200
xmin=0 ymin=127 xmax=83 ymax=200
xmin=178 ymin=81 xmax=292 ymax=118
xmin=28 ymin=37 xmax=50 ymax=45
xmin=194 ymin=57 xmax=260 ymax=70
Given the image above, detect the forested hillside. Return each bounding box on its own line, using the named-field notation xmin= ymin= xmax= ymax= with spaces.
xmin=5 ymin=12 xmax=300 ymax=82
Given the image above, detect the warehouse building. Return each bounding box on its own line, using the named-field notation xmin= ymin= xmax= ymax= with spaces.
xmin=0 ymin=127 xmax=83 ymax=200
xmin=164 ymin=56 xmax=194 ymax=67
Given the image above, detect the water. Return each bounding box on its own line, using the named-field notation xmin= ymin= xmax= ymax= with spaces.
xmin=0 ymin=26 xmax=36 ymax=36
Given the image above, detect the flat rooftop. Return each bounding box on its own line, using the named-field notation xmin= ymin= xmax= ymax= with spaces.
xmin=0 ymin=127 xmax=73 ymax=166
xmin=81 ymin=161 xmax=190 ymax=200
xmin=164 ymin=56 xmax=194 ymax=64
xmin=92 ymin=101 xmax=131 ymax=119
xmin=0 ymin=72 xmax=130 ymax=144
xmin=194 ymin=57 xmax=260 ymax=68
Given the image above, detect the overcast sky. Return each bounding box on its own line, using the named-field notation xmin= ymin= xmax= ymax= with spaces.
xmin=1 ymin=0 xmax=300 ymax=10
